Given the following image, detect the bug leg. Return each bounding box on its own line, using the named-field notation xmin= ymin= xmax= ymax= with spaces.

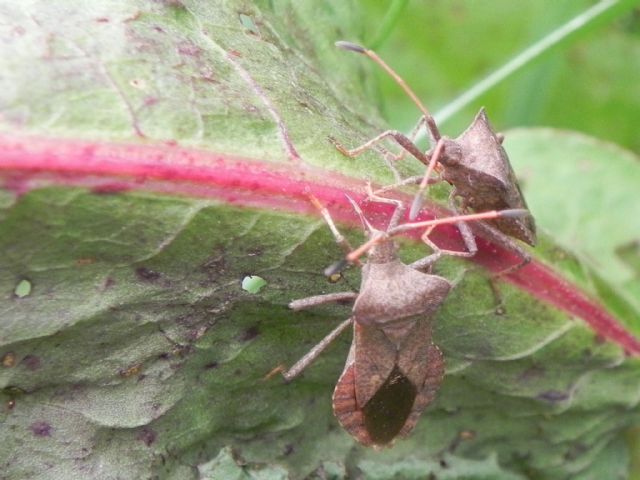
xmin=372 ymin=175 xmax=424 ymax=195
xmin=409 ymin=250 xmax=443 ymax=273
xmin=329 ymin=130 xmax=431 ymax=167
xmin=266 ymin=317 xmax=353 ymax=382
xmin=387 ymin=115 xmax=430 ymax=163
xmin=419 ymin=218 xmax=479 ymax=267
xmin=363 ymin=182 xmax=407 ymax=230
xmin=289 ymin=291 xmax=358 ymax=311
xmin=470 ymin=220 xmax=532 ymax=277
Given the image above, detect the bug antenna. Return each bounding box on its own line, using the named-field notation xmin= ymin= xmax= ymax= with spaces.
xmin=498 ymin=209 xmax=530 ymax=218
xmin=345 ymin=195 xmax=374 ymax=233
xmin=336 ymin=40 xmax=441 ymax=143
xmin=335 ymin=41 xmax=366 ymax=54
xmin=390 ymin=209 xmax=531 ymax=235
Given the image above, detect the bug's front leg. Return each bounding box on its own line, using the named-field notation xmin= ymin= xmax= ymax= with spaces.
xmin=329 ymin=129 xmax=430 ymax=167
xmin=289 ymin=291 xmax=358 ymax=311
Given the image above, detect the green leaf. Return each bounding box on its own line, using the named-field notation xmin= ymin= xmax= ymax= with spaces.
xmin=0 ymin=1 xmax=639 ymax=480
xmin=506 ymin=129 xmax=640 ymax=319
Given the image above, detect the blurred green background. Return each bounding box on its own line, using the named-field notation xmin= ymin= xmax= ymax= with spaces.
xmin=354 ymin=0 xmax=639 ymax=153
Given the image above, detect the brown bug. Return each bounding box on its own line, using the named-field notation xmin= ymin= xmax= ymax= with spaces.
xmin=331 ymin=41 xmax=536 ymax=271
xmin=272 ymin=193 xmax=528 ymax=447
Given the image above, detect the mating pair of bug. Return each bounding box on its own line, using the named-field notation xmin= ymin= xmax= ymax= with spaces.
xmin=270 ymin=42 xmax=536 ymax=448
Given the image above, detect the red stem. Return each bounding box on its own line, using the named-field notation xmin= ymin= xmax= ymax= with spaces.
xmin=1 ymin=134 xmax=638 ymax=355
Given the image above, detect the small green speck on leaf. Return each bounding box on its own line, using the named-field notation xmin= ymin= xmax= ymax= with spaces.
xmin=242 ymin=275 xmax=267 ymax=294
xmin=239 ymin=13 xmax=259 ymax=36
xmin=14 ymin=279 xmax=32 ymax=298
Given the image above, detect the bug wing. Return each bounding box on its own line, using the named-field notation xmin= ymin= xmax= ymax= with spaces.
xmin=397 ymin=341 xmax=444 ymax=440
xmin=332 ymin=341 xmax=375 ymax=446
xmin=333 ymin=321 xmax=446 ymax=447
xmin=353 ymin=322 xmax=396 ymax=408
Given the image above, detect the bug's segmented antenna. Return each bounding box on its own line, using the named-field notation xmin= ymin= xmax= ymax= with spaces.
xmin=337 ymin=208 xmax=531 ymax=267
xmin=390 ymin=209 xmax=530 ymax=235
xmin=335 ymin=41 xmax=441 ymax=144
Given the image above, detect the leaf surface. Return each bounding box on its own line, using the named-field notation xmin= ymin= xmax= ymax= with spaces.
xmin=0 ymin=2 xmax=639 ymax=480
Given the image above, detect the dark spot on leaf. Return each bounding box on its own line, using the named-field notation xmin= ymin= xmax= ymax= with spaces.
xmin=91 ymin=183 xmax=130 ymax=194
xmin=459 ymin=430 xmax=476 ymax=440
xmin=283 ymin=444 xmax=294 ymax=456
xmin=518 ymin=365 xmax=545 ymax=382
xmin=200 ymin=249 xmax=227 ymax=284
xmin=448 ymin=429 xmax=476 ymax=452
xmin=103 ymin=277 xmax=116 ymax=289
xmin=1 ymin=352 xmax=16 ymax=368
xmin=137 ymin=427 xmax=157 ymax=447
xmin=564 ymin=442 xmax=588 ymax=460
xmin=3 ymin=386 xmax=26 ymax=396
xmin=615 ymin=239 xmax=640 ymax=276
xmin=240 ymin=325 xmax=260 ymax=342
xmin=136 ymin=266 xmax=161 ymax=282
xmin=177 ymin=41 xmax=202 ymax=57
xmin=144 ymin=96 xmax=159 ymax=107
xmin=245 ymin=247 xmax=263 ymax=257
xmin=95 ymin=17 xmax=109 ymax=23
xmin=204 ymin=361 xmax=219 ymax=370
xmin=119 ymin=363 xmax=143 ymax=378
xmin=30 ymin=421 xmax=52 ymax=437
xmin=75 ymin=257 xmax=96 ymax=266
xmin=439 ymin=459 xmax=449 ymax=468
xmin=7 ymin=399 xmax=16 ymax=410
xmin=537 ymin=390 xmax=569 ymax=403
xmin=20 ymin=355 xmax=41 ymax=371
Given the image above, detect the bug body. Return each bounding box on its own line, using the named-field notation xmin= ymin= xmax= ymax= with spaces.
xmin=276 ymin=195 xmax=528 ymax=447
xmin=331 ymin=41 xmax=536 ymax=265
xmin=438 ymin=109 xmax=536 ymax=245
xmin=331 ymin=235 xmax=448 ymax=446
